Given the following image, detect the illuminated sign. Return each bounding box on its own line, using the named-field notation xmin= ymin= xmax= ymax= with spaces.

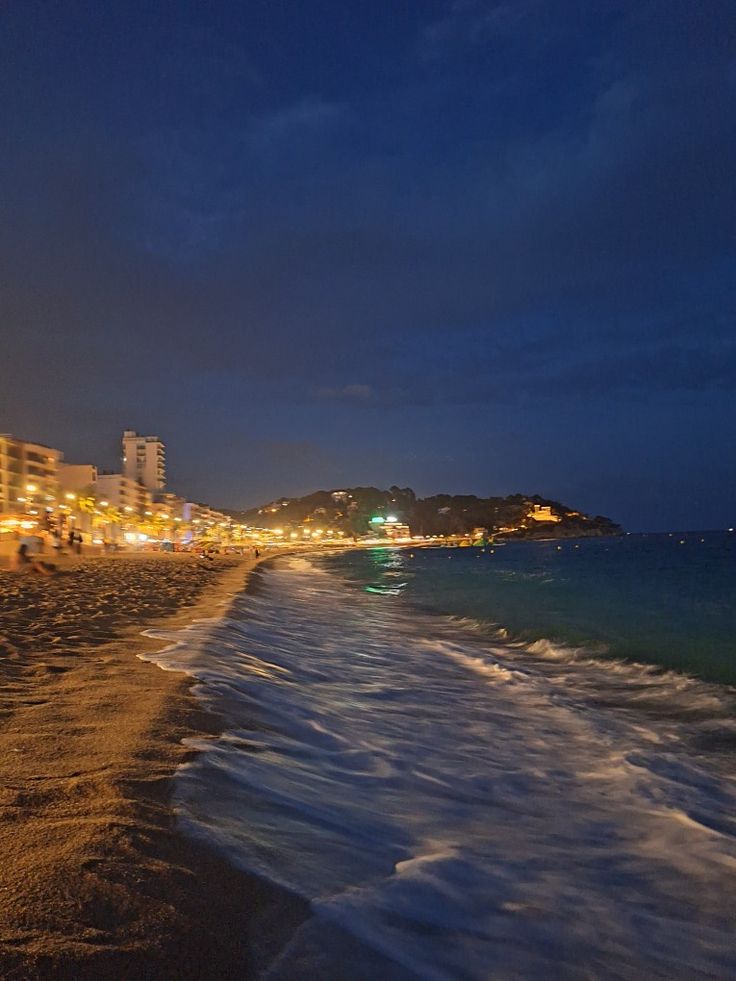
xmin=370 ymin=516 xmax=385 ymax=524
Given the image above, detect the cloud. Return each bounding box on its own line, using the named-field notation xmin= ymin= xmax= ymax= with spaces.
xmin=247 ymin=97 xmax=348 ymax=148
xmin=0 ymin=0 xmax=734 ymax=520
xmin=316 ymin=383 xmax=376 ymax=401
xmin=416 ymin=0 xmax=589 ymax=63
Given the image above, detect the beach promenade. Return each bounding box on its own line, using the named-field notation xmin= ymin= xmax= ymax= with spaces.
xmin=0 ymin=554 xmax=308 ymax=979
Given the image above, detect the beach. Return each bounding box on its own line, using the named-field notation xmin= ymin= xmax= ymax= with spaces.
xmin=0 ymin=554 xmax=308 ymax=980
xmin=3 ymin=542 xmax=735 ymax=978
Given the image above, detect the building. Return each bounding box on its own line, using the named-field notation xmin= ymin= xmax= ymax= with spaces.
xmin=122 ymin=430 xmax=165 ymax=491
xmin=58 ymin=463 xmax=98 ymax=495
xmin=185 ymin=501 xmax=231 ymax=540
xmin=529 ymin=504 xmax=561 ymax=523
xmin=383 ymin=521 xmax=411 ymax=540
xmin=96 ymin=473 xmax=152 ymax=516
xmin=0 ymin=434 xmax=62 ymax=515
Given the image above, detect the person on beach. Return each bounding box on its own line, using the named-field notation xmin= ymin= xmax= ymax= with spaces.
xmin=196 ymin=544 xmax=217 ymax=568
xmin=11 ymin=543 xmax=56 ymax=576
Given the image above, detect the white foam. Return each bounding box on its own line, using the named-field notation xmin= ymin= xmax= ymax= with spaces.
xmin=147 ymin=554 xmax=736 ymax=979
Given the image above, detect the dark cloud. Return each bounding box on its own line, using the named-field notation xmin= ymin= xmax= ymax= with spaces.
xmin=0 ymin=0 xmax=733 ymax=528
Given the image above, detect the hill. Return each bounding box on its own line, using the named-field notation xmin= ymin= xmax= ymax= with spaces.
xmin=232 ymin=487 xmax=622 ymax=540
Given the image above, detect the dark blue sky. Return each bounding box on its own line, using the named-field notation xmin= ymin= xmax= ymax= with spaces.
xmin=1 ymin=1 xmax=734 ymax=530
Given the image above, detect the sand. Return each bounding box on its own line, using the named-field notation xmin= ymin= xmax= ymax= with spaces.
xmin=0 ymin=554 xmax=309 ymax=980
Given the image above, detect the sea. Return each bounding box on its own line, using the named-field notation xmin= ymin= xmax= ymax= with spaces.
xmin=145 ymin=532 xmax=736 ymax=979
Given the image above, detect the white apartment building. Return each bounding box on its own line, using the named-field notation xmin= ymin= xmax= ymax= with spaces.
xmin=122 ymin=430 xmax=165 ymax=491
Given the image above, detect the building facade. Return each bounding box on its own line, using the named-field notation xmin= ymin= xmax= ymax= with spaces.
xmin=0 ymin=434 xmax=62 ymax=515
xmin=529 ymin=504 xmax=561 ymax=523
xmin=122 ymin=430 xmax=166 ymax=491
xmin=58 ymin=463 xmax=98 ymax=495
xmin=96 ymin=473 xmax=152 ymax=516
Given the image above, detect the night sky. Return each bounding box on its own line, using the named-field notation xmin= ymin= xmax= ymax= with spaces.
xmin=1 ymin=1 xmax=734 ymax=531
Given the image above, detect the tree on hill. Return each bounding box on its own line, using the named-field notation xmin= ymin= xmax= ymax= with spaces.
xmin=233 ymin=487 xmax=622 ymax=538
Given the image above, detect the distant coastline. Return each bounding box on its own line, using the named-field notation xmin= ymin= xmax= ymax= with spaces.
xmin=231 ymin=485 xmax=623 ymax=543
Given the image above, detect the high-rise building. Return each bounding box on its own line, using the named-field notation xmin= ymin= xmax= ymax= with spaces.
xmin=122 ymin=430 xmax=165 ymax=491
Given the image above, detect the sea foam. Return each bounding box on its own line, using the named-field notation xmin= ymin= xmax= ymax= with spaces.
xmin=144 ymin=553 xmax=736 ymax=979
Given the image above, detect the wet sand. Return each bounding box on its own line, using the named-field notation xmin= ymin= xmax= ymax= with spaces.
xmin=0 ymin=554 xmax=309 ymax=980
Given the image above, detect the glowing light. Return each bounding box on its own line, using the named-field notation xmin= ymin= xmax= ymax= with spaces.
xmin=26 ymin=483 xmax=38 ymax=493
xmin=370 ymin=516 xmax=385 ymax=524
xmin=65 ymin=492 xmax=77 ymax=501
xmin=100 ymin=500 xmax=109 ymax=507
xmin=386 ymin=515 xmax=398 ymax=523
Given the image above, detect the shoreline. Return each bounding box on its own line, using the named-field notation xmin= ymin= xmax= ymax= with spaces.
xmin=0 ymin=554 xmax=310 ymax=980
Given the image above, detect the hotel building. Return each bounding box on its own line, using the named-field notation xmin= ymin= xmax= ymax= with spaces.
xmin=58 ymin=463 xmax=98 ymax=495
xmin=96 ymin=473 xmax=153 ymax=517
xmin=122 ymin=430 xmax=166 ymax=491
xmin=0 ymin=434 xmax=61 ymax=515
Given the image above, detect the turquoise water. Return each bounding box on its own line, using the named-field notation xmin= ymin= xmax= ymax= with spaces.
xmin=147 ymin=544 xmax=736 ymax=978
xmin=321 ymin=532 xmax=736 ymax=685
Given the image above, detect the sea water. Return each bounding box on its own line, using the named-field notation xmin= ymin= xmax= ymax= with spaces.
xmin=145 ymin=533 xmax=736 ymax=978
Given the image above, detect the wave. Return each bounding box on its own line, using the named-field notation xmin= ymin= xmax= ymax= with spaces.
xmin=435 ymin=610 xmax=736 ymax=727
xmin=143 ymin=553 xmax=736 ymax=979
